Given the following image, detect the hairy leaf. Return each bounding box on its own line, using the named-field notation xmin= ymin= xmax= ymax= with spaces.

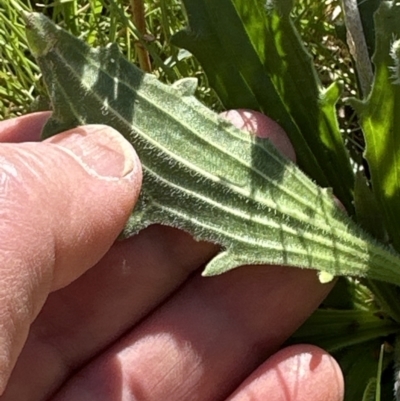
xmin=24 ymin=12 xmax=400 ymax=284
xmin=172 ymin=0 xmax=355 ymax=211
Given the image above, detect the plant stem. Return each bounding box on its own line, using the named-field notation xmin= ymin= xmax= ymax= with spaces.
xmin=129 ymin=0 xmax=152 ymax=72
xmin=341 ymin=0 xmax=373 ymax=97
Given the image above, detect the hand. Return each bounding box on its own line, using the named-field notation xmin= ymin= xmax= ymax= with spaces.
xmin=0 ymin=111 xmax=344 ymax=401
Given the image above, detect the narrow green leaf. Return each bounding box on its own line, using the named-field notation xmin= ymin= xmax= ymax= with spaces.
xmin=334 ymin=340 xmax=393 ymax=401
xmin=24 ymin=12 xmax=400 ymax=284
xmin=172 ymin=0 xmax=355 ymax=211
xmin=354 ymin=172 xmax=387 ymax=241
xmin=357 ymin=0 xmax=380 ymax=59
xmin=351 ymin=2 xmax=400 ymax=252
xmin=361 ymin=344 xmax=387 ymax=401
xmin=367 ymin=279 xmax=400 ymax=324
xmin=290 ymin=309 xmax=400 ymax=352
xmin=322 ymin=277 xmax=368 ymax=310
xmin=362 ymin=378 xmax=377 ymax=401
xmin=354 ymin=171 xmax=400 ymax=324
xmin=375 ymin=344 xmax=385 ymax=401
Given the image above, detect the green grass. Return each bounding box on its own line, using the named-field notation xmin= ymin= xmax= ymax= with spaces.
xmin=0 ymin=0 xmax=355 ymax=121
xmin=0 ymin=0 xmax=223 ymax=119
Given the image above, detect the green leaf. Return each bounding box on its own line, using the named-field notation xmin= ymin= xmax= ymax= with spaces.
xmin=366 ymin=279 xmax=400 ymax=324
xmin=322 ymin=277 xmax=372 ymax=311
xmin=357 ymin=0 xmax=380 ymax=59
xmin=362 ymin=378 xmax=377 ymax=401
xmin=24 ymin=12 xmax=400 ymax=285
xmin=354 ymin=171 xmax=387 ymax=241
xmin=172 ymin=0 xmax=355 ymax=211
xmin=351 ymin=2 xmax=400 ymax=252
xmin=334 ymin=340 xmax=393 ymax=401
xmin=375 ymin=344 xmax=385 ymax=401
xmin=363 ymin=377 xmax=380 ymax=401
xmin=354 ymin=170 xmax=400 ymax=323
xmin=348 ymin=344 xmax=384 ymax=401
xmin=290 ymin=309 xmax=400 ymax=352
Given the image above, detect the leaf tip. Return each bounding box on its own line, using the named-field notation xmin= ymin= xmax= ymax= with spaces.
xmin=172 ymin=78 xmax=198 ymax=97
xmin=24 ymin=12 xmax=59 ymax=58
xmin=202 ymin=250 xmax=241 ymax=276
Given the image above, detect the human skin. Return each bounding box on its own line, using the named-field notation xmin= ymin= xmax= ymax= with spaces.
xmin=0 ymin=111 xmax=344 ymax=401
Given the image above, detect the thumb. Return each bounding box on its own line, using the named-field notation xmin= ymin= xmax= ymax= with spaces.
xmin=0 ymin=124 xmax=141 ymax=392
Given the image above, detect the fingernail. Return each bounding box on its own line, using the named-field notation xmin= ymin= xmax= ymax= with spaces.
xmin=46 ymin=125 xmax=135 ymax=178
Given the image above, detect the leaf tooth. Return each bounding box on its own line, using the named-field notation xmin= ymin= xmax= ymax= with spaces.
xmin=202 ymin=251 xmax=241 ymax=276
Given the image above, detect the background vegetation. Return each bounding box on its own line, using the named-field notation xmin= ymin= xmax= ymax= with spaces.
xmin=0 ymin=0 xmax=354 ymax=119
xmin=1 ymin=1 xmax=397 ymax=400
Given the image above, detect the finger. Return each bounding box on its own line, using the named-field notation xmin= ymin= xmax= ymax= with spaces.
xmin=226 ymin=345 xmax=344 ymax=401
xmin=0 ymin=125 xmax=141 ymax=393
xmin=220 ymin=109 xmax=297 ymax=162
xmin=3 ymin=111 xmax=319 ymax=400
xmin=1 ymin=227 xmax=217 ymax=401
xmin=0 ymin=112 xmax=51 ymax=143
xmin=50 ymin=266 xmax=334 ymax=401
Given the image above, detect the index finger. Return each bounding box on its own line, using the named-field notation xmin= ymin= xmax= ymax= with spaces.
xmin=0 ymin=112 xmax=51 ymax=143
